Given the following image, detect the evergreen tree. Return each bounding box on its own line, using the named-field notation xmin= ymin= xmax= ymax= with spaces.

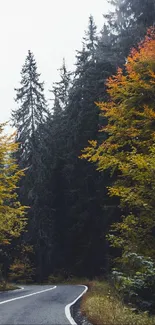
xmin=106 ymin=0 xmax=155 ymax=60
xmin=12 ymin=51 xmax=49 ymax=281
xmin=51 ymin=58 xmax=72 ymax=111
xmin=12 ymin=50 xmax=48 ymax=168
xmin=27 ymin=60 xmax=73 ymax=278
xmin=12 ymin=50 xmax=48 ymax=206
xmin=83 ymin=14 xmax=98 ymax=60
xmin=57 ymin=15 xmax=119 ymax=276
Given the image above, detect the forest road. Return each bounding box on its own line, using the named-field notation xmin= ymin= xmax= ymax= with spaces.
xmin=0 ymin=284 xmax=87 ymax=325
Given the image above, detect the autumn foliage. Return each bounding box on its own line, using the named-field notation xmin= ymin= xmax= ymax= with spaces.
xmin=81 ymin=28 xmax=155 ymax=258
xmin=0 ymin=123 xmax=27 ymax=245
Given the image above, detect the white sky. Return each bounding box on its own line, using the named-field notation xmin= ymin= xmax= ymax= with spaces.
xmin=0 ymin=0 xmax=111 ymax=132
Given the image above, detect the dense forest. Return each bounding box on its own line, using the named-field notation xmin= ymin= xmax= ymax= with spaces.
xmin=1 ymin=0 xmax=155 ymax=312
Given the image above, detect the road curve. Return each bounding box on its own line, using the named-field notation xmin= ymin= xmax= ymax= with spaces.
xmin=0 ymin=284 xmax=87 ymax=324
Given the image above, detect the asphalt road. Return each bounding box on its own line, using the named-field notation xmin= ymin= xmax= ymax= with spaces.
xmin=0 ymin=284 xmax=87 ymax=325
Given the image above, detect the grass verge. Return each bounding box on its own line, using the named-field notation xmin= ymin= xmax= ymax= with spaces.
xmin=81 ymin=280 xmax=155 ymax=325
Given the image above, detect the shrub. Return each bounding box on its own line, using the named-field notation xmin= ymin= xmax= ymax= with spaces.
xmin=47 ymin=274 xmax=64 ymax=284
xmin=112 ymin=253 xmax=155 ymax=311
xmin=9 ymin=258 xmax=35 ymax=283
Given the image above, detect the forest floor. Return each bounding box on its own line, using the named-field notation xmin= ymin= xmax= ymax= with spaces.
xmin=81 ymin=280 xmax=155 ymax=325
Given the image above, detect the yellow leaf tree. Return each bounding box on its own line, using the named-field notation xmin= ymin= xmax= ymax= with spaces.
xmin=81 ymin=27 xmax=155 ymax=258
xmin=0 ymin=123 xmax=27 ymax=245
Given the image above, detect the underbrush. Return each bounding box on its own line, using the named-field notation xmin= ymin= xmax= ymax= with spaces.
xmin=0 ymin=281 xmax=19 ymax=291
xmin=47 ymin=274 xmax=89 ymax=285
xmin=81 ymin=280 xmax=155 ymax=325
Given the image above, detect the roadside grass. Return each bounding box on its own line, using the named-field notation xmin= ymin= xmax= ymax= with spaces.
xmin=81 ymin=280 xmax=155 ymax=325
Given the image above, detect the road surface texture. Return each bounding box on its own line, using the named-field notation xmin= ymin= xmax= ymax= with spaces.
xmin=0 ymin=284 xmax=87 ymax=325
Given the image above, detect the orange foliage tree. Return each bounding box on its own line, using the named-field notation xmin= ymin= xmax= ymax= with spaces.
xmin=81 ymin=28 xmax=155 ymax=258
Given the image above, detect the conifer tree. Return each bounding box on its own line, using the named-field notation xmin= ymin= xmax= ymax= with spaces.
xmin=12 ymin=50 xmax=48 ymax=168
xmin=58 ymin=16 xmax=117 ymax=276
xmin=12 ymin=51 xmax=48 ymax=281
xmin=12 ymin=50 xmax=48 ymax=204
xmin=51 ymin=58 xmax=72 ymax=111
xmin=106 ymin=0 xmax=155 ymax=60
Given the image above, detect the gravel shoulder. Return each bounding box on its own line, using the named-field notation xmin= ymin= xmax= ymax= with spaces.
xmin=73 ymin=298 xmax=93 ymax=325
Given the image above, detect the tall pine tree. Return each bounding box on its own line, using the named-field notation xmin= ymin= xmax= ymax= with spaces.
xmin=58 ymin=16 xmax=118 ymax=276
xmin=12 ymin=50 xmax=48 ymax=168
xmin=12 ymin=51 xmax=49 ymax=281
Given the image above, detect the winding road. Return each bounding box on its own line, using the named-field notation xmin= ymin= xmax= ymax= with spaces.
xmin=0 ymin=284 xmax=87 ymax=325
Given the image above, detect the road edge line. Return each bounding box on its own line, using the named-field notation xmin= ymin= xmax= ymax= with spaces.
xmin=0 ymin=286 xmax=57 ymax=305
xmin=13 ymin=285 xmax=25 ymax=291
xmin=65 ymin=285 xmax=88 ymax=325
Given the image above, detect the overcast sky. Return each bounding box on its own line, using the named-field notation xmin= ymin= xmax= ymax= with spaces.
xmin=0 ymin=0 xmax=111 ymax=131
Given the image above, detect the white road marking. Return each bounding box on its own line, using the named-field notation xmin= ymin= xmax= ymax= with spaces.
xmin=13 ymin=286 xmax=24 ymax=291
xmin=65 ymin=285 xmax=88 ymax=325
xmin=0 ymin=286 xmax=57 ymax=305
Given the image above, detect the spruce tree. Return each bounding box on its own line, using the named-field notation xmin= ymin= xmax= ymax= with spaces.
xmin=51 ymin=58 xmax=72 ymax=111
xmin=106 ymin=0 xmax=155 ymax=60
xmin=12 ymin=50 xmax=48 ymax=204
xmin=12 ymin=51 xmax=49 ymax=281
xmin=12 ymin=50 xmax=48 ymax=168
xmin=59 ymin=16 xmax=117 ymax=276
xmin=28 ymin=60 xmax=73 ymax=278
